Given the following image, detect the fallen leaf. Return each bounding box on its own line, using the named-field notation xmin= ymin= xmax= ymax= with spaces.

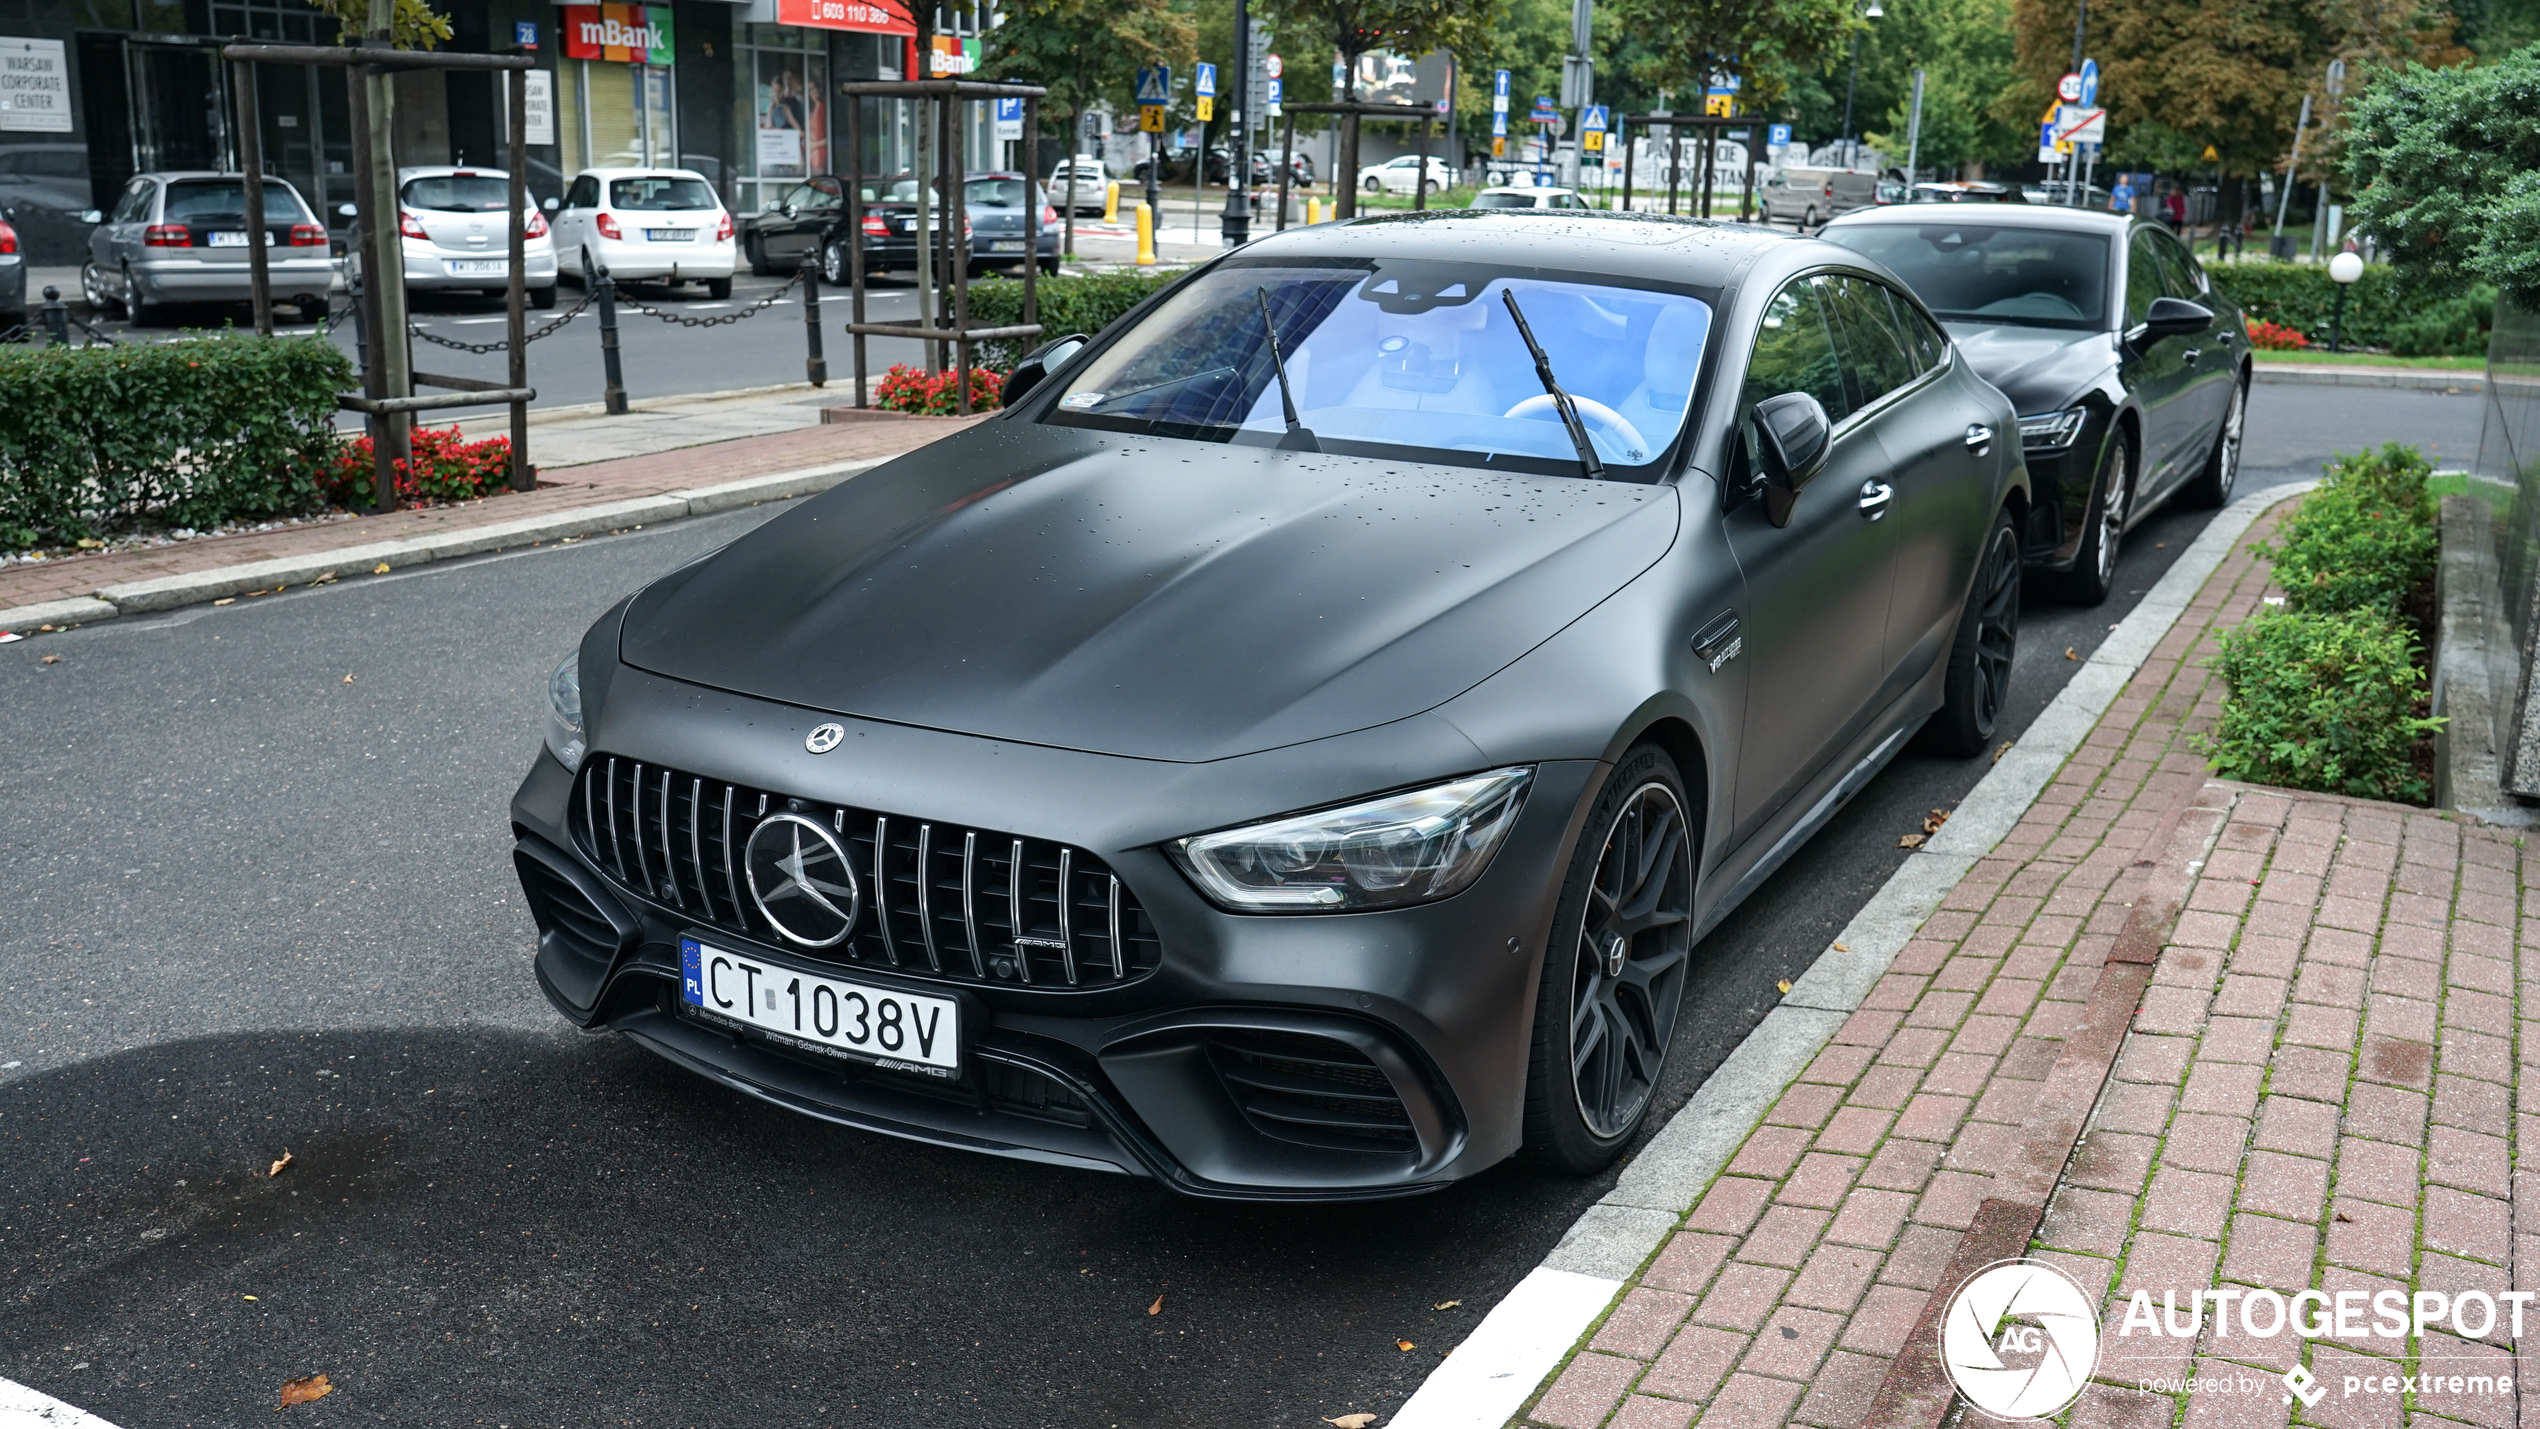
xmin=1432 ymin=1300 xmax=1461 ymax=1310
xmin=212 ymin=597 xmax=235 ymax=606
xmin=1325 ymin=1416 xmax=1379 ymax=1428
xmin=41 ymin=655 xmax=61 ymax=664
xmin=1832 ymin=942 xmax=1849 ymax=952
xmin=1776 ymin=979 xmax=1793 ymax=994
xmin=1396 ymin=1340 xmax=1416 ymax=1351
xmin=2334 ymin=1210 xmax=2353 ymax=1222
xmin=311 ymin=571 xmax=337 ymax=585
xmin=373 ymin=563 xmax=391 ymax=575
xmin=2064 ymin=647 xmax=2078 ymax=660
xmin=1922 ymin=809 xmax=1952 ymax=835
xmin=242 ymin=1295 xmax=258 ymax=1301
xmin=76 ymin=538 xmax=103 ymax=549
xmin=268 ymin=1149 xmax=293 ymax=1178
xmin=38 ymin=623 xmax=55 ymax=631
xmin=277 ymin=1373 xmax=332 ymax=1408
xmin=341 ymin=674 xmax=355 ymax=684
xmin=1148 ymin=1293 xmax=1164 ymax=1316
xmin=1992 ymin=740 xmax=2014 ymax=763
xmin=1897 ymin=833 xmax=1926 ymax=849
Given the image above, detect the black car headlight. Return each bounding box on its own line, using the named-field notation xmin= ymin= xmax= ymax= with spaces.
xmin=2018 ymin=407 xmax=2089 ymax=453
xmin=544 ymin=649 xmax=586 ymax=773
xmin=1172 ymin=768 xmax=1534 ymax=913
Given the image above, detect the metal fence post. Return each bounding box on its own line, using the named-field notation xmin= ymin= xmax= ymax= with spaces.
xmin=802 ymin=255 xmax=827 ymax=388
xmin=41 ymin=286 xmax=69 ymax=346
xmin=589 ymin=250 xmax=628 ymax=415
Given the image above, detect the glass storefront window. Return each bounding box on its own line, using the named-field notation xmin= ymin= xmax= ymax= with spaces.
xmin=736 ymin=25 xmax=829 ymax=214
xmin=559 ymin=59 xmax=676 ymax=174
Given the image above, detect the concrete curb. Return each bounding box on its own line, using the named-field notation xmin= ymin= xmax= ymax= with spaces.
xmin=0 ymin=458 xmax=882 ymax=633
xmin=2253 ymin=364 xmax=2481 ymax=391
xmin=1391 ymin=478 xmax=2318 ymax=1429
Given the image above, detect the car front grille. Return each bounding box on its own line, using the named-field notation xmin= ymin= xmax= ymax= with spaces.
xmin=1209 ymin=1029 xmax=1418 ymax=1152
xmin=571 ymin=754 xmax=1161 ymax=989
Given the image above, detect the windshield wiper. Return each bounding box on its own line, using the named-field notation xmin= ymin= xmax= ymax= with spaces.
xmin=1256 ymin=288 xmax=1321 ymax=452
xmin=1501 ymin=289 xmax=1605 ymax=478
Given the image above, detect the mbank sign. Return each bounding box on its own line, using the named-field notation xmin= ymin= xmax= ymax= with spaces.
xmin=560 ymin=4 xmax=672 ymax=63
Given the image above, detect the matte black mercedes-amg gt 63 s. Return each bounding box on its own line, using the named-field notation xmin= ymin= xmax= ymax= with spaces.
xmin=511 ymin=211 xmax=2030 ymax=1200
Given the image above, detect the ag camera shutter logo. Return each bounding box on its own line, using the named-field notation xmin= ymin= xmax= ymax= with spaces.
xmin=1940 ymin=1259 xmax=2100 ymax=1418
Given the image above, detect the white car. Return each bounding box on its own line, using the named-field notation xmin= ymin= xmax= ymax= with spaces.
xmin=1469 ymin=184 xmax=1595 ymax=210
xmin=547 ymin=167 xmax=735 ymax=298
xmin=397 ymin=166 xmax=558 ymax=307
xmin=1358 ymin=154 xmax=1456 ymax=196
xmin=1047 ymin=156 xmax=1110 ymax=216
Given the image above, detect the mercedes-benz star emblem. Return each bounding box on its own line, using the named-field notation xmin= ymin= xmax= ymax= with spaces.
xmin=742 ymin=813 xmax=862 ymax=947
xmin=805 ymin=722 xmax=846 ymax=754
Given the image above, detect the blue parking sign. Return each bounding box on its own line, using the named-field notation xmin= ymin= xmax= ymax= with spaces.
xmin=1768 ymin=123 xmax=1792 ymax=147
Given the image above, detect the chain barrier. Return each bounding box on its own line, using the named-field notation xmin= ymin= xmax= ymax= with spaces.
xmin=61 ymin=311 xmax=121 ymax=346
xmin=405 ymin=288 xmax=595 ymax=354
xmin=618 ymin=265 xmax=806 ymax=329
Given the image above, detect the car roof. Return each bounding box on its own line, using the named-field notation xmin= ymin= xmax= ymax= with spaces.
xmin=1826 ymin=204 xmax=2132 ymax=234
xmin=575 ymin=167 xmax=713 ymax=181
xmin=400 ymin=165 xmax=511 ymax=179
xmin=1477 ymin=185 xmax=1577 ymax=196
xmin=1232 ymin=209 xmax=1814 ymax=288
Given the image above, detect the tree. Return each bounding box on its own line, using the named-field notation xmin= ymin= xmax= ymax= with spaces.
xmin=1606 ymin=0 xmax=1850 ymax=210
xmin=1854 ymin=0 xmax=2027 ymax=176
xmin=982 ymin=0 xmax=1195 ymax=256
xmin=2346 ymin=44 xmax=2540 ymax=306
xmin=309 ymin=0 xmax=452 ymax=48
xmin=1254 ymin=0 xmax=1503 ymax=206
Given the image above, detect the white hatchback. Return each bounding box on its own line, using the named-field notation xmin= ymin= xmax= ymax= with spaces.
xmin=548 ymin=168 xmax=735 ymax=297
xmin=397 ymin=166 xmax=558 ymax=306
xmin=1357 ymin=154 xmax=1456 ymax=196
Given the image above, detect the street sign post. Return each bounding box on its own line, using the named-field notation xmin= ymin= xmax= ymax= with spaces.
xmin=993 ymin=95 xmax=1023 ymax=141
xmin=1768 ymin=122 xmax=1791 ymax=148
xmin=1135 ymin=65 xmax=1170 ymax=104
xmin=2054 ymin=105 xmax=2106 ymax=147
xmin=2057 ymin=72 xmax=2082 ymax=103
xmin=1195 ymin=62 xmax=1215 ymax=97
xmin=2077 ymin=58 xmax=2099 ymax=106
xmin=1266 ymin=76 xmax=1282 ymax=117
xmin=1529 ymin=95 xmax=1558 ymax=124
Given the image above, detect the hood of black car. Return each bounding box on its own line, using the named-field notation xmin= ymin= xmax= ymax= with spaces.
xmin=618 ymin=423 xmax=1679 ymax=763
xmin=1945 ymin=323 xmax=2116 ymax=414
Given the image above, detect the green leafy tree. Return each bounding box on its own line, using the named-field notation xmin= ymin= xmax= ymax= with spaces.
xmin=1614 ymin=0 xmax=1855 ymax=112
xmin=2346 ymin=43 xmax=2540 ymax=307
xmin=1254 ymin=0 xmax=1504 ymax=204
xmin=1855 ymin=0 xmax=2027 ymax=175
xmin=309 ymin=0 xmax=451 ymax=48
xmin=982 ymin=0 xmax=1195 ymax=255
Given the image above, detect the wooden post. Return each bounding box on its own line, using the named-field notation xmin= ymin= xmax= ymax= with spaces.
xmin=506 ymin=62 xmax=530 ymax=490
xmin=234 ymin=58 xmax=273 ymax=337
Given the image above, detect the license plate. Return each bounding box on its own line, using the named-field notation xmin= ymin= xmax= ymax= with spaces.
xmin=985 ymin=240 xmax=1021 ymax=252
xmin=206 ymin=230 xmax=250 ymax=247
xmin=444 ymin=259 xmax=507 ymax=275
xmin=680 ymin=936 xmax=959 ymax=1075
xmin=646 ymin=228 xmax=696 ymax=242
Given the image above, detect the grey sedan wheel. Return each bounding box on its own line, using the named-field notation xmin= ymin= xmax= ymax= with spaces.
xmin=1523 ymin=744 xmax=1695 ymax=1171
xmin=1924 ymin=509 xmax=2022 ymax=756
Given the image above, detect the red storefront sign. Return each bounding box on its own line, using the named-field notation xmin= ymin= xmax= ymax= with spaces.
xmin=777 ymin=0 xmax=916 ymax=35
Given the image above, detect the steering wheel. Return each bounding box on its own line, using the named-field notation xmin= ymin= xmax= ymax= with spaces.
xmin=1501 ymin=394 xmax=1650 ymax=462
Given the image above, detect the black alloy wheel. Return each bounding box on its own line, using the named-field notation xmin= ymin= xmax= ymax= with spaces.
xmin=821 ymin=238 xmax=849 ymax=286
xmin=1523 ymin=744 xmax=1695 ymax=1171
xmin=1925 ymin=508 xmax=2022 ymax=756
xmin=2183 ymin=377 xmax=2245 ymax=509
xmin=2061 ymin=429 xmax=2131 ymax=606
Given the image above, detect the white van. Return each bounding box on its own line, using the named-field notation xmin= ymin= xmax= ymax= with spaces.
xmin=1759 ymin=167 xmax=1879 ymax=227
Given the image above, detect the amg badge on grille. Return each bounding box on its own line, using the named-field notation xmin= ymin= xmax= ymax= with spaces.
xmin=805 ymin=722 xmax=846 ymax=754
xmin=742 ymin=812 xmax=862 ymax=947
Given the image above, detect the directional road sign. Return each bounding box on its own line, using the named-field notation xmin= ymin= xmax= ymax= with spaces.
xmin=2078 ymin=58 xmax=2099 ymax=106
xmin=1530 ymin=95 xmax=1558 ymax=124
xmin=2054 ymin=104 xmax=2106 ymax=146
xmin=1494 ymin=68 xmax=1510 ymax=110
xmin=1135 ymin=65 xmax=1170 ymax=105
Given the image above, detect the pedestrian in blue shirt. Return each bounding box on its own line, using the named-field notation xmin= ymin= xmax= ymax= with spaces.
xmin=2110 ymin=177 xmax=2134 ymax=215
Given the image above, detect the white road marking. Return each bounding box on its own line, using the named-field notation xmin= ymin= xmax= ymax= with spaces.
xmin=0 ymin=1377 xmax=128 ymax=1428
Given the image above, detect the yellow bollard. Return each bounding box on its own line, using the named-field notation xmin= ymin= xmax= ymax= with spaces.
xmin=1307 ymin=195 xmax=1322 ymax=224
xmin=1104 ymin=181 xmax=1120 ymax=223
xmin=1135 ymin=202 xmax=1156 ymax=266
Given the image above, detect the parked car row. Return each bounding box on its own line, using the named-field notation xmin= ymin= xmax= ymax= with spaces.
xmin=738 ymin=171 xmax=1058 ymax=284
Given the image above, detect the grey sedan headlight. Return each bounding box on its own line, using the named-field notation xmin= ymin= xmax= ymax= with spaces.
xmin=544 ymin=650 xmax=586 ymax=772
xmin=2018 ymin=407 xmax=2088 ymax=452
xmin=1172 ymin=767 xmax=1533 ymax=912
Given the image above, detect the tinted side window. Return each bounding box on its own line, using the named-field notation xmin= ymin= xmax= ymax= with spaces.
xmin=1826 ymin=275 xmax=1921 ymax=408
xmin=2124 ymin=229 xmax=2168 ymax=327
xmin=566 ymin=176 xmax=599 ymax=208
xmin=1744 ymin=275 xmax=1851 ymax=424
xmin=2153 ymin=229 xmax=2206 ymax=298
xmin=1887 ymin=286 xmax=1949 ymax=372
xmin=113 ymin=179 xmax=152 ymax=224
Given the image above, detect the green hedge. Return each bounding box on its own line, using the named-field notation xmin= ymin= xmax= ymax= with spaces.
xmin=2203 ymin=443 xmax=2444 ymax=802
xmin=964 ymin=268 xmax=1185 ymax=369
xmin=0 ymin=334 xmax=352 ymax=550
xmin=2208 ymin=260 xmax=2496 ymax=357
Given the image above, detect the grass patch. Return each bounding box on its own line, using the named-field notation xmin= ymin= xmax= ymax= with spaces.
xmin=2249 ymin=349 xmax=2486 ymax=370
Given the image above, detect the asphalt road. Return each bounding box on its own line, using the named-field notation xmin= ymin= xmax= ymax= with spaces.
xmin=0 ymin=384 xmax=2485 ymax=1428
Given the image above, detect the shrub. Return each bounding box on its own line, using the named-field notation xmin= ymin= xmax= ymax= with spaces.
xmin=2244 ymin=318 xmax=2309 ymax=350
xmin=319 ymin=426 xmax=515 ymax=506
xmin=0 ymin=333 xmax=353 ymax=549
xmin=2259 ymin=443 xmax=2436 ymax=617
xmin=962 ymin=268 xmax=1183 ymax=366
xmin=872 ymin=363 xmax=1002 ymax=414
xmin=2206 ymin=260 xmax=2495 ymax=357
xmin=2205 ymin=608 xmax=2442 ymax=802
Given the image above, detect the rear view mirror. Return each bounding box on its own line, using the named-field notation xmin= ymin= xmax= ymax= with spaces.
xmin=78 ymin=208 xmax=103 ymax=224
xmin=542 ymin=196 xmax=561 ymax=212
xmin=337 ymin=202 xmax=356 ymax=218
xmin=1001 ymin=332 xmax=1092 ymax=407
xmin=1750 ymin=392 xmax=1833 ymax=527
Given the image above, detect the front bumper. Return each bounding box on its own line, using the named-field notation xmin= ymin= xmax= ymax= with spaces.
xmin=2015 ymin=409 xmax=2113 ymax=571
xmin=509 ymin=665 xmax=1600 ymax=1200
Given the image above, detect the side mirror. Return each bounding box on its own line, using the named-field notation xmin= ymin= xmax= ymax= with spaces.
xmin=1750 ymin=391 xmax=1832 ymax=526
xmin=779 ymin=202 xmax=796 ymax=217
xmin=542 ymin=196 xmax=561 ymax=213
xmin=337 ymin=202 xmax=357 ymax=219
xmin=1001 ymin=332 xmax=1092 ymax=408
xmin=78 ymin=208 xmax=103 ymax=224
xmin=2135 ymin=295 xmax=2211 ymax=345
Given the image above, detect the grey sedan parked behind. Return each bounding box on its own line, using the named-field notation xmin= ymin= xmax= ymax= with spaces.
xmin=83 ymin=171 xmax=334 ymax=326
xmin=0 ymin=204 xmax=24 ymax=333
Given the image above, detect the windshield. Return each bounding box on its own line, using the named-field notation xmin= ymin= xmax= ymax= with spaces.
xmin=1046 ymin=260 xmax=1713 ymax=475
xmin=965 ymin=177 xmax=1031 ymax=207
xmin=609 ymin=176 xmax=718 ymax=211
xmin=1826 ymin=224 xmax=2110 ymax=330
xmin=403 ymin=174 xmax=512 ymax=211
xmin=1470 ymin=191 xmax=1537 ymax=209
xmin=163 ymin=179 xmax=310 ymax=224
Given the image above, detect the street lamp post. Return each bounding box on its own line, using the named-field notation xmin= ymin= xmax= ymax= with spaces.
xmin=1220 ymin=0 xmax=1251 ymax=246
xmin=1840 ymin=1 xmax=1882 ymax=166
xmin=2327 ymin=248 xmax=2363 ymax=353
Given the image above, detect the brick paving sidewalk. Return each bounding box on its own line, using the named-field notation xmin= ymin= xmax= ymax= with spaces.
xmin=0 ymin=411 xmax=982 ymax=616
xmin=1512 ymin=489 xmax=2530 ymax=1429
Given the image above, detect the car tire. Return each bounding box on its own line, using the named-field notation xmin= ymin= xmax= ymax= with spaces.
xmin=2180 ymin=375 xmax=2245 ymax=510
xmin=124 ymin=265 xmax=164 ymax=327
xmin=1923 ymin=507 xmax=2022 ymax=757
xmin=704 ymin=276 xmax=732 ymax=300
xmin=530 ymin=283 xmax=557 ymax=310
xmin=1040 ymin=257 xmax=1061 ymax=275
xmin=293 ymin=297 xmax=329 ymax=325
xmin=1365 ymin=176 xmax=1383 ymax=193
xmin=745 ymin=237 xmax=774 ymax=277
xmin=2061 ymin=428 xmax=2132 ymax=606
xmin=821 ymin=238 xmax=849 ymax=287
xmin=1521 ymin=741 xmax=1696 ymax=1175
xmin=82 ymin=261 xmax=121 ymax=319
xmin=1803 ymin=206 xmax=1819 ymax=229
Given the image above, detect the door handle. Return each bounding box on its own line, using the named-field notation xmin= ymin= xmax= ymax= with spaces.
xmin=1858 ymin=481 xmax=1894 ymax=519
xmin=1963 ymin=424 xmax=1994 ymax=451
xmin=2181 ymin=348 xmax=2202 ymax=365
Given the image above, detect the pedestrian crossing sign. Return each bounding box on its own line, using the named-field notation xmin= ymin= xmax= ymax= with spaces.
xmin=1135 ymin=65 xmax=1170 ymax=105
